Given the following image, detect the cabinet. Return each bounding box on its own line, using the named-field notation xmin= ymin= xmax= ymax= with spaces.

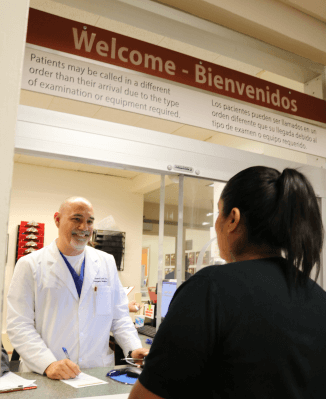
xmin=92 ymin=230 xmax=125 ymax=271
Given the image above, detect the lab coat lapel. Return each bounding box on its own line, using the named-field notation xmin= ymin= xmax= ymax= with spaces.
xmin=47 ymin=240 xmax=79 ymax=301
xmin=80 ymin=246 xmax=100 ymax=304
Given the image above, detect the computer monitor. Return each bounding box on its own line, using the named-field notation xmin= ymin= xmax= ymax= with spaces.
xmin=161 ymin=280 xmax=177 ymax=318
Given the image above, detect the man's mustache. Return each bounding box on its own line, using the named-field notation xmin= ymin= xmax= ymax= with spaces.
xmin=71 ymin=231 xmax=90 ymax=236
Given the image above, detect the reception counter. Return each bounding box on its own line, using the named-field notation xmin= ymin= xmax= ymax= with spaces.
xmin=7 ymin=366 xmax=133 ymax=398
xmin=5 ymin=333 xmax=151 ymax=398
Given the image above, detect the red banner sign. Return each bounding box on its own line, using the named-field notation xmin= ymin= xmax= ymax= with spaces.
xmin=26 ymin=8 xmax=326 ymax=124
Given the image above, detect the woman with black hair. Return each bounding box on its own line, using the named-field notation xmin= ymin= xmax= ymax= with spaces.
xmin=129 ymin=166 xmax=326 ymax=399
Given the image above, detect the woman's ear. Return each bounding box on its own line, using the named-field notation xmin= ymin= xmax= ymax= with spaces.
xmin=227 ymin=208 xmax=241 ymax=233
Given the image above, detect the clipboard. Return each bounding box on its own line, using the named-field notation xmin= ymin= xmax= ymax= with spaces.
xmin=0 ymin=385 xmax=37 ymax=393
xmin=124 ymin=286 xmax=135 ymax=296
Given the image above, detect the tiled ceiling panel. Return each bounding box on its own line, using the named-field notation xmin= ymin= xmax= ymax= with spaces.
xmin=256 ymin=71 xmax=305 ymax=92
xmin=30 ymin=0 xmax=100 ymax=24
xmin=93 ymin=107 xmax=144 ymax=125
xmin=96 ymin=17 xmax=165 ymax=45
xmin=171 ymin=126 xmax=214 ymax=141
xmin=20 ymin=90 xmax=54 ymax=109
xmin=159 ymin=37 xmax=219 ymax=62
xmin=214 ymin=55 xmax=263 ymax=76
xmin=48 ymin=97 xmax=101 ymax=117
xmin=16 ymin=155 xmax=54 ymax=166
xmin=134 ymin=116 xmax=183 ymax=133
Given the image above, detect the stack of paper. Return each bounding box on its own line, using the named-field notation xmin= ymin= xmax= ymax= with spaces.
xmin=61 ymin=372 xmax=108 ymax=388
xmin=0 ymin=371 xmax=37 ymax=393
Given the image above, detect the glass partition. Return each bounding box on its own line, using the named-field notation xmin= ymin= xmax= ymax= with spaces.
xmin=182 ymin=177 xmax=226 ymax=277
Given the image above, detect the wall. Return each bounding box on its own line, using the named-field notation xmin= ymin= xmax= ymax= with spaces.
xmin=3 ymin=162 xmax=144 ymax=332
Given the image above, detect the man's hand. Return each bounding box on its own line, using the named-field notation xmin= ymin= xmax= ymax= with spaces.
xmin=128 ymin=300 xmax=141 ymax=313
xmin=44 ymin=359 xmax=81 ymax=380
xmin=131 ymin=348 xmax=149 ymax=367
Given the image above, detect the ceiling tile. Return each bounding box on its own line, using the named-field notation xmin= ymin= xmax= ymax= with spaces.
xmin=213 ymin=55 xmax=263 ymax=76
xmin=159 ymin=37 xmax=219 ymax=62
xmin=16 ymin=155 xmax=53 ymax=166
xmin=15 ymin=154 xmax=142 ymax=178
xmin=206 ymin=132 xmax=264 ymax=154
xmin=76 ymin=164 xmax=139 ymax=178
xmin=48 ymin=159 xmax=82 ymax=170
xmin=30 ymin=0 xmax=100 ymax=25
xmin=93 ymin=107 xmax=144 ymax=125
xmin=48 ymin=97 xmax=101 ymax=117
xmin=134 ymin=116 xmax=183 ymax=133
xmin=20 ymin=90 xmax=53 ymax=109
xmin=263 ymin=142 xmax=307 ymax=163
xmin=256 ymin=71 xmax=305 ymax=92
xmin=96 ymin=18 xmax=164 ymax=45
xmin=171 ymin=125 xmax=214 ymax=141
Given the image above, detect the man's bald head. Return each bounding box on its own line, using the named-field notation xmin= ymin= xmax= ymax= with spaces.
xmin=59 ymin=197 xmax=93 ymax=215
xmin=55 ymin=197 xmax=95 ymax=255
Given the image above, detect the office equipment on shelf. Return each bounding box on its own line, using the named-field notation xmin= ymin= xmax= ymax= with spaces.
xmin=137 ymin=325 xmax=157 ymax=338
xmin=93 ymin=229 xmax=125 ymax=271
xmin=148 ymin=287 xmax=157 ymax=303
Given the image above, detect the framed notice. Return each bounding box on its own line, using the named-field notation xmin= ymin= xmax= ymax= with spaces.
xmin=188 ymin=252 xmax=195 ymax=266
xmin=203 ymin=251 xmax=210 ymax=265
xmin=171 ymin=254 xmax=176 ymax=266
xmin=165 ymin=254 xmax=171 ymax=266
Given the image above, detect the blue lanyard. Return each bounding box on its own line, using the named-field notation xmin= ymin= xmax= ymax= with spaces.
xmin=59 ymin=251 xmax=85 ymax=298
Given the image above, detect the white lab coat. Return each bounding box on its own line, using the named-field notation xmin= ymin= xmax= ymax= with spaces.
xmin=7 ymin=240 xmax=141 ymax=374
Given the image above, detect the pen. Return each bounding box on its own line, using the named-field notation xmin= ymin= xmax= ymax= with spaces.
xmin=135 ymin=305 xmax=139 ymax=311
xmin=62 ymin=347 xmax=70 ymax=360
xmin=121 ymin=357 xmax=145 ymax=361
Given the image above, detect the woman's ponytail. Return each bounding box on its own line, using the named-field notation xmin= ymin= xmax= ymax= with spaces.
xmin=221 ymin=166 xmax=324 ymax=285
xmin=272 ymin=168 xmax=323 ymax=284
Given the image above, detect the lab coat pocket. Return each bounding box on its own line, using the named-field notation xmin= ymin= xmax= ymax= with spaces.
xmin=96 ymin=286 xmax=111 ymax=315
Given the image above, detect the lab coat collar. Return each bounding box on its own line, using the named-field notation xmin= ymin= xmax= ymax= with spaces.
xmin=79 ymin=245 xmax=100 ymax=305
xmin=47 ymin=240 xmax=79 ymax=301
xmin=47 ymin=241 xmax=100 ymax=303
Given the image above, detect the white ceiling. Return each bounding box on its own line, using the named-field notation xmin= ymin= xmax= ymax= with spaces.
xmin=18 ymin=0 xmax=306 ymax=189
xmin=277 ymin=0 xmax=326 ymax=23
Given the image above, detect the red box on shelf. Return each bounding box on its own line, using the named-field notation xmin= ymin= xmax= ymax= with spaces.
xmin=20 ymin=221 xmax=45 ymax=229
xmin=18 ymin=233 xmax=44 ymax=243
xmin=19 ymin=227 xmax=44 ymax=236
xmin=18 ymin=241 xmax=43 ymax=250
xmin=18 ymin=247 xmax=42 ymax=256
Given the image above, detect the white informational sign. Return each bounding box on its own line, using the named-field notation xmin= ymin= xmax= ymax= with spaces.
xmin=144 ymin=304 xmax=155 ymax=319
xmin=22 ymin=46 xmax=326 ymax=157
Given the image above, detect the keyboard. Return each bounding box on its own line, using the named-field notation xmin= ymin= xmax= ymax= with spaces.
xmin=137 ymin=325 xmax=156 ymax=338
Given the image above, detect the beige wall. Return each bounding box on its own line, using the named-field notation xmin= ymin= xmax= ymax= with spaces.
xmin=3 ymin=162 xmax=144 ymax=332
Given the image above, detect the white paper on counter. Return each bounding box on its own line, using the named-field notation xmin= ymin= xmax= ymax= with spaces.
xmin=61 ymin=372 xmax=108 ymax=388
xmin=0 ymin=371 xmax=37 ymax=390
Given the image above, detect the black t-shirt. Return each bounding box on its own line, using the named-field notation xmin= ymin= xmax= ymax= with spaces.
xmin=139 ymin=258 xmax=326 ymax=398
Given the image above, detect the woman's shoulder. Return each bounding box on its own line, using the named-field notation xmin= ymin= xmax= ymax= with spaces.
xmin=195 ymin=257 xmax=287 ymax=280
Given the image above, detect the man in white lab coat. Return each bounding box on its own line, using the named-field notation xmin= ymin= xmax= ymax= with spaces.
xmin=7 ymin=197 xmax=147 ymax=379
